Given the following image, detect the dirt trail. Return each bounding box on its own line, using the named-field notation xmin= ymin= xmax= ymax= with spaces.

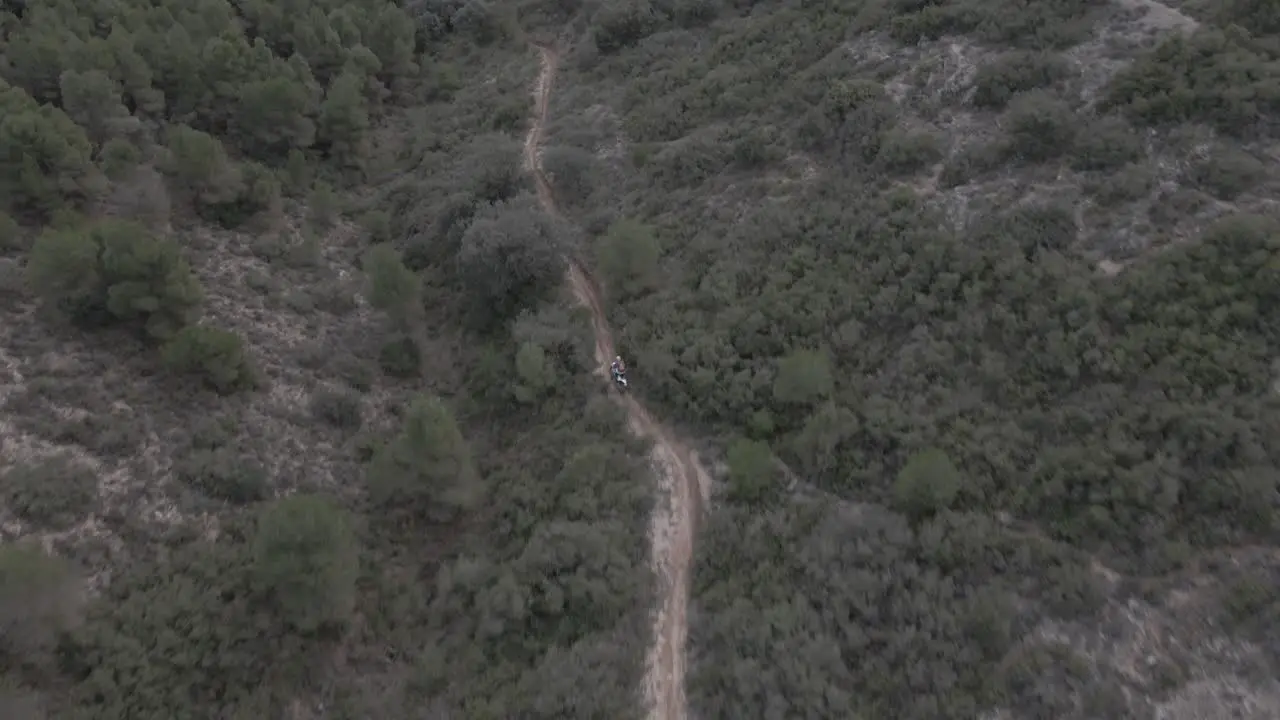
xmin=522 ymin=44 xmax=710 ymax=720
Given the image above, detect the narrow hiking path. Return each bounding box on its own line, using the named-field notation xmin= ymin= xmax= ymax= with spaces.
xmin=522 ymin=43 xmax=711 ymax=720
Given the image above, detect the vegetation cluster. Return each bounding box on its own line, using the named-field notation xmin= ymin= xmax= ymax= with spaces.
xmin=1 ymin=0 xmax=1278 ymax=717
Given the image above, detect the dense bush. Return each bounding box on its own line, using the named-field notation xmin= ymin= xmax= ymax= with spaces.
xmin=363 ymin=243 xmax=421 ymax=329
xmin=593 ymin=0 xmax=665 ymax=54
xmin=457 ymin=198 xmax=568 ymax=323
xmin=1187 ymin=147 xmax=1268 ymax=199
xmin=1070 ymin=115 xmax=1145 ymax=172
xmin=378 ymin=334 xmax=423 ymax=377
xmin=875 ymin=128 xmax=944 ymax=174
xmin=596 ymin=217 xmax=661 ymax=298
xmin=2 ymin=455 xmax=98 ymax=529
xmin=64 ymin=530 xmax=295 ymax=717
xmin=689 ymin=503 xmax=1047 ymax=718
xmin=1086 ymin=161 xmax=1155 ymax=205
xmin=1217 ymin=0 xmax=1280 ymax=36
xmin=0 ymin=78 xmax=100 ymax=219
xmin=725 ymin=437 xmax=776 ymax=503
xmin=971 ymin=50 xmax=1072 ymax=108
xmin=252 ymin=494 xmax=360 ymax=633
xmin=0 ymin=544 xmax=81 ymax=668
xmin=0 ymin=211 xmax=21 ymax=252
xmin=160 ymin=325 xmax=258 ymax=394
xmin=1104 ymin=27 xmax=1280 ymax=138
xmin=891 ymin=447 xmax=961 ymax=521
xmin=309 ymin=387 xmax=364 ymax=429
xmin=884 ymin=0 xmax=1106 ymax=48
xmin=176 ymin=449 xmax=271 ymax=504
xmin=27 ymin=219 xmax=203 ymax=340
xmin=366 ymin=394 xmax=485 ymax=526
xmin=1003 ymin=90 xmax=1077 ymax=162
xmin=542 ymin=145 xmax=601 ymax=208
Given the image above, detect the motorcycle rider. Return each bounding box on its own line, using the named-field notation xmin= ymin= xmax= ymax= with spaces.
xmin=610 ymin=355 xmax=626 ymax=381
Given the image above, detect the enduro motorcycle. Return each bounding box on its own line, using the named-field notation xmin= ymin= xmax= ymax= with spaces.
xmin=611 ymin=365 xmax=628 ymax=390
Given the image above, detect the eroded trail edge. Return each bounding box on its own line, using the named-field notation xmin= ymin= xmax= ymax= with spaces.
xmin=523 ymin=44 xmax=710 ymax=720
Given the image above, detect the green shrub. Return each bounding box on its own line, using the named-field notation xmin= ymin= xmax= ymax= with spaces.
xmin=939 ymin=141 xmax=1005 ymax=186
xmin=0 ymin=543 xmax=80 ymax=664
xmin=976 ymin=203 xmax=1078 ymax=255
xmin=972 ymin=51 xmax=1071 ymax=108
xmin=1223 ymin=576 xmax=1277 ymax=625
xmin=886 ymin=0 xmax=1101 ymax=48
xmin=2 ymin=455 xmax=97 ymax=528
xmin=252 ymin=494 xmax=359 ymax=633
xmin=0 ymin=78 xmax=98 ymax=218
xmin=1086 ymin=162 xmax=1155 ymax=205
xmin=726 ymin=437 xmax=776 ymax=504
xmin=773 ymin=348 xmax=833 ymax=406
xmin=362 ymin=243 xmax=420 ymax=328
xmin=593 ymin=0 xmax=663 ymax=54
xmin=888 ymin=6 xmax=976 ymax=44
xmin=62 ymin=537 xmax=275 ymax=716
xmin=809 ymin=80 xmax=898 ymax=165
xmin=975 ymin=0 xmax=1106 ymax=48
xmin=176 ymin=449 xmax=270 ymax=504
xmin=316 ymin=72 xmax=370 ymax=168
xmin=361 ymin=209 xmax=392 ymax=244
xmin=598 ymin=218 xmax=661 ymax=297
xmin=378 ymin=335 xmax=421 ymax=377
xmin=161 ymin=325 xmax=258 ymax=394
xmin=648 ymin=136 xmax=730 ymax=188
xmin=27 ymin=218 xmax=203 ymax=340
xmin=1217 ymin=0 xmax=1280 ymax=35
xmin=1188 ymin=148 xmax=1267 ymax=200
xmin=1004 ymin=91 xmax=1076 ymax=163
xmin=99 ymin=138 xmax=142 ymax=180
xmin=310 ymin=387 xmax=363 ymax=429
xmin=457 ymin=201 xmax=566 ymax=323
xmin=1103 ymin=28 xmax=1280 ymax=138
xmin=1042 ymin=561 xmax=1107 ymax=619
xmin=876 ymin=129 xmax=944 ymax=175
xmin=282 ymin=148 xmax=311 ymax=195
xmin=730 ymin=129 xmax=781 ymax=170
xmin=542 ymin=145 xmax=600 ymax=207
xmin=1070 ymin=115 xmax=1145 ymax=171
xmin=306 ymin=181 xmax=338 ymax=230
xmin=513 ymin=342 xmax=555 ymax=404
xmin=0 ymin=210 xmax=20 ymax=252
xmin=161 ymin=125 xmax=244 ymax=209
xmin=366 ymin=394 xmax=484 ymax=525
xmin=335 ymin=356 xmax=375 ymax=392
xmin=667 ymin=0 xmax=720 ymax=27
xmin=58 ymin=68 xmax=132 ymax=145
xmin=892 ymin=448 xmax=962 ymax=522
xmin=235 ymin=161 xmax=282 ymax=218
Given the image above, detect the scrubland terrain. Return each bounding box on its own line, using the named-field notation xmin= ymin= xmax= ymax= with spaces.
xmin=1 ymin=0 xmax=1279 ymax=718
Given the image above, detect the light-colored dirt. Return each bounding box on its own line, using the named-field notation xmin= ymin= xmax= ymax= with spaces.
xmin=1114 ymin=0 xmax=1199 ymax=32
xmin=522 ymin=43 xmax=710 ymax=720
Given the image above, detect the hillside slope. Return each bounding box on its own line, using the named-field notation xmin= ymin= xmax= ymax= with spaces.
xmin=531 ymin=0 xmax=1280 ymax=717
xmin=0 ymin=1 xmax=657 ymax=717
xmin=2 ymin=0 xmax=1280 ymax=718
